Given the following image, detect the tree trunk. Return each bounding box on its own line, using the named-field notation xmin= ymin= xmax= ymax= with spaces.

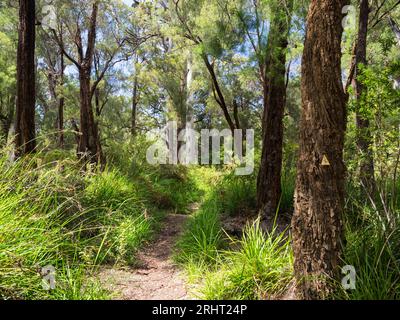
xmin=15 ymin=0 xmax=36 ymax=157
xmin=292 ymin=0 xmax=348 ymax=299
xmin=58 ymin=51 xmax=65 ymax=148
xmin=202 ymin=54 xmax=237 ymax=134
xmin=78 ymin=70 xmax=91 ymax=160
xmin=94 ymin=87 xmax=101 ymax=116
xmin=0 ymin=95 xmax=15 ymax=146
xmin=131 ymin=74 xmax=138 ymax=136
xmin=257 ymin=0 xmax=293 ymax=217
xmin=78 ymin=69 xmax=102 ymax=164
xmin=76 ymin=2 xmax=103 ymax=166
xmin=354 ymin=0 xmax=376 ymax=195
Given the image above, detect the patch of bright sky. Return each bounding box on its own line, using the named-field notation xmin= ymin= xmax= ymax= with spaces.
xmin=62 ymin=0 xmax=135 ymax=97
xmin=122 ymin=0 xmax=134 ymax=6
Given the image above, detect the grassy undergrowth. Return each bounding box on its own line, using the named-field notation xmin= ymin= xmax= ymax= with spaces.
xmin=2 ymin=138 xmax=399 ymax=300
xmin=175 ymin=166 xmax=400 ymax=300
xmin=199 ymin=221 xmax=293 ymax=300
xmin=174 ymin=166 xmax=294 ymax=300
xmin=0 ymin=147 xmax=175 ymax=299
xmin=174 ymin=167 xmax=224 ymax=265
xmin=107 ymin=139 xmax=203 ymax=214
xmin=337 ymin=183 xmax=400 ymax=300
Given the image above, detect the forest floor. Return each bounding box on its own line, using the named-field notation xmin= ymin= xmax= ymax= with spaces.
xmin=98 ymin=214 xmax=192 ymax=300
xmin=97 ymin=197 xmax=296 ymax=300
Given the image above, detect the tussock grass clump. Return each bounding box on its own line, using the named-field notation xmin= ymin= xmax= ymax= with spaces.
xmin=174 ymin=200 xmax=223 ymax=264
xmin=200 ymin=220 xmax=293 ymax=300
xmin=148 ymin=173 xmax=200 ymax=214
xmin=218 ymin=171 xmax=257 ymax=216
xmin=0 ymin=150 xmax=157 ymax=299
xmin=340 ymin=227 xmax=400 ymax=300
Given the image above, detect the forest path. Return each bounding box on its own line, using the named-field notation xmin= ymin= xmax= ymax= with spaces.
xmin=98 ymin=214 xmax=191 ymax=300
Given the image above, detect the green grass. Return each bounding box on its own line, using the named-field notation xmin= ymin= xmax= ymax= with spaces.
xmin=0 ymin=172 xmax=108 ymax=299
xmin=280 ymin=172 xmax=296 ymax=213
xmin=148 ymin=173 xmax=201 ymax=214
xmin=106 ymin=139 xmax=204 ymax=214
xmin=0 ymin=149 xmax=161 ymax=299
xmin=3 ymin=137 xmax=399 ymax=300
xmin=175 ymin=164 xmax=400 ymax=301
xmin=200 ymin=220 xmax=293 ymax=300
xmin=218 ymin=171 xmax=257 ymax=216
xmin=174 ymin=199 xmax=223 ymax=265
xmin=340 ymin=228 xmax=400 ymax=300
xmin=337 ymin=183 xmax=400 ymax=300
xmin=173 ymin=167 xmax=227 ymax=266
xmin=174 ymin=166 xmax=293 ymax=300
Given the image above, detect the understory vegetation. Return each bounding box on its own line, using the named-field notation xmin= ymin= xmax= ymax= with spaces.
xmin=1 ymin=0 xmax=400 ymax=301
xmin=0 ymin=142 xmax=198 ymax=299
xmin=1 ymin=139 xmax=399 ymax=300
xmin=174 ymin=166 xmax=400 ymax=300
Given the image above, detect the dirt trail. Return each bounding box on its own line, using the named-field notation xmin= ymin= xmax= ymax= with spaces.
xmin=99 ymin=214 xmax=191 ymax=300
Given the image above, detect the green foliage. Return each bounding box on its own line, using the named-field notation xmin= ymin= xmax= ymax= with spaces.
xmin=0 ymin=149 xmax=159 ymax=299
xmin=174 ymin=167 xmax=293 ymax=299
xmin=83 ymin=170 xmax=142 ymax=214
xmin=174 ymin=165 xmax=258 ymax=264
xmin=1 ymin=0 xmax=399 ymax=302
xmin=174 ymin=168 xmax=224 ymax=264
xmin=198 ymin=220 xmax=293 ymax=300
xmin=174 ymin=167 xmax=225 ymax=265
xmin=346 ymin=65 xmax=400 ymax=184
xmin=81 ymin=170 xmax=156 ymax=266
xmin=175 ymin=201 xmax=223 ymax=265
xmin=106 ymin=139 xmax=203 ymax=214
xmin=279 ymin=171 xmax=297 ymax=214
xmin=344 ymin=66 xmax=400 ymax=300
xmin=0 ymin=155 xmax=106 ymax=299
xmin=341 ymin=227 xmax=400 ymax=300
xmin=338 ymin=183 xmax=400 ymax=300
xmin=218 ymin=170 xmax=257 ymax=216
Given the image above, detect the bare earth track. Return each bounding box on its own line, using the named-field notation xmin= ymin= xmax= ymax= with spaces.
xmin=99 ymin=214 xmax=190 ymax=300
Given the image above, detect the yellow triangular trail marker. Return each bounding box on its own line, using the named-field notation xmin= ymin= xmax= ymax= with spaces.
xmin=321 ymin=155 xmax=331 ymax=166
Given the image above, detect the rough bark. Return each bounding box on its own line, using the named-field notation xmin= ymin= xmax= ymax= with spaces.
xmin=0 ymin=95 xmax=15 ymax=146
xmin=257 ymin=0 xmax=293 ymax=217
xmin=354 ymin=0 xmax=376 ymax=195
xmin=76 ymin=2 xmax=103 ymax=165
xmin=15 ymin=0 xmax=36 ymax=157
xmin=78 ymin=68 xmax=102 ymax=164
xmin=131 ymin=74 xmax=139 ymax=136
xmin=292 ymin=0 xmax=348 ymax=299
xmin=58 ymin=50 xmax=65 ymax=148
xmin=52 ymin=2 xmax=104 ymax=166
